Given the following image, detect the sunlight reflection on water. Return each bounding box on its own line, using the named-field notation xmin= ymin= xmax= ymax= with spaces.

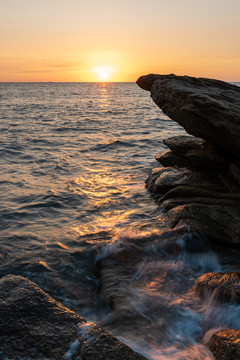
xmin=1 ymin=82 xmax=239 ymax=360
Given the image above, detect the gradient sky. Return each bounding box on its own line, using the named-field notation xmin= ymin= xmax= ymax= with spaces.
xmin=1 ymin=0 xmax=240 ymax=82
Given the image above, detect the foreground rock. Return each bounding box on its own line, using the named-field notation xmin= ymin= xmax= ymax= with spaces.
xmin=196 ymin=271 xmax=240 ymax=303
xmin=0 ymin=274 xmax=146 ymax=360
xmin=137 ymin=74 xmax=240 ymax=156
xmin=207 ymin=329 xmax=240 ymax=360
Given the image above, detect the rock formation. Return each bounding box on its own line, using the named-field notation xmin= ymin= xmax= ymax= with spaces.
xmin=137 ymin=74 xmax=240 ymax=246
xmin=207 ymin=329 xmax=240 ymax=360
xmin=137 ymin=74 xmax=240 ymax=155
xmin=196 ymin=271 xmax=240 ymax=303
xmin=137 ymin=73 xmax=240 ymax=359
xmin=0 ymin=274 xmax=146 ymax=360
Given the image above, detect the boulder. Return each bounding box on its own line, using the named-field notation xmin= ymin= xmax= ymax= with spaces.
xmin=207 ymin=329 xmax=240 ymax=360
xmin=167 ymin=203 xmax=240 ymax=245
xmin=0 ymin=275 xmax=146 ymax=360
xmin=137 ymin=74 xmax=240 ymax=156
xmin=196 ymin=271 xmax=240 ymax=303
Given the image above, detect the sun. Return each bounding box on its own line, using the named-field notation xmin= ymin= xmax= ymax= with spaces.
xmin=98 ymin=69 xmax=109 ymax=81
xmin=92 ymin=67 xmax=112 ymax=81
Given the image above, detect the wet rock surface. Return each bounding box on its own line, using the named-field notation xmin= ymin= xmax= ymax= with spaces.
xmin=0 ymin=275 xmax=146 ymax=360
xmin=207 ymin=329 xmax=240 ymax=360
xmin=196 ymin=271 xmax=240 ymax=303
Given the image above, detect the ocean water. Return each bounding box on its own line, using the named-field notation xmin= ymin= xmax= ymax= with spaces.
xmin=0 ymin=82 xmax=240 ymax=359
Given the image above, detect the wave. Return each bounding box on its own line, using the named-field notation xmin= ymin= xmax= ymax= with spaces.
xmin=90 ymin=139 xmax=135 ymax=151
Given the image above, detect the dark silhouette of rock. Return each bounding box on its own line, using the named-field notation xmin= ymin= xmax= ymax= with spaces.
xmin=146 ymin=167 xmax=227 ymax=194
xmin=196 ymin=271 xmax=240 ymax=303
xmin=155 ymin=150 xmax=191 ymax=168
xmin=167 ymin=203 xmax=240 ymax=245
xmin=207 ymin=329 xmax=240 ymax=360
xmin=163 ymin=136 xmax=207 ymax=156
xmin=156 ymin=136 xmax=229 ymax=171
xmin=0 ymin=275 xmax=146 ymax=360
xmin=137 ymin=74 xmax=240 ymax=156
xmin=137 ymin=74 xmax=240 ymax=245
xmin=163 ymin=135 xmax=229 ymax=171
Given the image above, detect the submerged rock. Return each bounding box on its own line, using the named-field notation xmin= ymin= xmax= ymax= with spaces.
xmin=196 ymin=271 xmax=240 ymax=303
xmin=0 ymin=275 xmax=146 ymax=360
xmin=137 ymin=74 xmax=240 ymax=156
xmin=207 ymin=329 xmax=240 ymax=360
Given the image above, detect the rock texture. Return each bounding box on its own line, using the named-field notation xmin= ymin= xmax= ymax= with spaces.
xmin=137 ymin=74 xmax=240 ymax=245
xmin=0 ymin=274 xmax=146 ymax=360
xmin=207 ymin=329 xmax=240 ymax=360
xmin=137 ymin=74 xmax=240 ymax=156
xmin=196 ymin=271 xmax=240 ymax=303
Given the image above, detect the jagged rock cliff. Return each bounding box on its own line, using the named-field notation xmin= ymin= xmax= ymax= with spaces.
xmin=137 ymin=74 xmax=240 ymax=156
xmin=137 ymin=73 xmax=240 ymax=360
xmin=137 ymin=74 xmax=240 ymax=246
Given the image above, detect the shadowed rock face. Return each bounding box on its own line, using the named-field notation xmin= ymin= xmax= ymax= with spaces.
xmin=137 ymin=74 xmax=240 ymax=156
xmin=137 ymin=74 xmax=240 ymax=245
xmin=144 ymin=134 xmax=240 ymax=245
xmin=0 ymin=275 xmax=146 ymax=360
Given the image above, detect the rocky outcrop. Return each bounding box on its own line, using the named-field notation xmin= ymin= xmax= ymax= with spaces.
xmin=137 ymin=74 xmax=240 ymax=245
xmin=145 ymin=138 xmax=240 ymax=245
xmin=196 ymin=271 xmax=240 ymax=303
xmin=137 ymin=74 xmax=240 ymax=156
xmin=207 ymin=329 xmax=240 ymax=360
xmin=0 ymin=274 xmax=146 ymax=360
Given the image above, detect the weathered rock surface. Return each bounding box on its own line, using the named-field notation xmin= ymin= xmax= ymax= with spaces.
xmin=146 ymin=166 xmax=228 ymax=194
xmin=163 ymin=135 xmax=207 ymax=156
xmin=155 ymin=150 xmax=191 ymax=168
xmin=137 ymin=74 xmax=240 ymax=245
xmin=167 ymin=203 xmax=240 ymax=245
xmin=163 ymin=136 xmax=230 ymax=171
xmin=137 ymin=74 xmax=240 ymax=156
xmin=196 ymin=271 xmax=240 ymax=303
xmin=146 ymin=140 xmax=240 ymax=245
xmin=0 ymin=274 xmax=146 ymax=360
xmin=207 ymin=329 xmax=240 ymax=360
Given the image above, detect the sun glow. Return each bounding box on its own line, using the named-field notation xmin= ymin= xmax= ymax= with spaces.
xmin=92 ymin=67 xmax=114 ymax=82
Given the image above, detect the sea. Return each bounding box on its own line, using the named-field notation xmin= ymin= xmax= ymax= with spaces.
xmin=0 ymin=82 xmax=240 ymax=360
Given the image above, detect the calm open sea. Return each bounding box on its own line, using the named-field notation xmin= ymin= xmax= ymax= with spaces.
xmin=0 ymin=82 xmax=240 ymax=359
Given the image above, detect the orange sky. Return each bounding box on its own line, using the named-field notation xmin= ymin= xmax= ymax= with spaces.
xmin=1 ymin=0 xmax=240 ymax=82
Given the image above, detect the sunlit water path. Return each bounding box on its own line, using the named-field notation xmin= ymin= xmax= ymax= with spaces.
xmin=0 ymin=82 xmax=240 ymax=359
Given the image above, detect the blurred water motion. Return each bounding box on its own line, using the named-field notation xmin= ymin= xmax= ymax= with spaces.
xmin=0 ymin=82 xmax=239 ymax=360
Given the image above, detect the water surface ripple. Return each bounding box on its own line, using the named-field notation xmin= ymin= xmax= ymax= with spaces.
xmin=0 ymin=82 xmax=239 ymax=360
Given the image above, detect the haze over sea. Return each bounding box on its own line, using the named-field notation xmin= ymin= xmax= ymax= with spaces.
xmin=1 ymin=82 xmax=240 ymax=359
